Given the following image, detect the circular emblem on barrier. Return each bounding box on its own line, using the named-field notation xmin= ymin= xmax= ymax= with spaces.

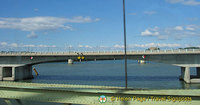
xmin=99 ymin=95 xmax=107 ymax=103
xmin=30 ymin=56 xmax=33 ymax=60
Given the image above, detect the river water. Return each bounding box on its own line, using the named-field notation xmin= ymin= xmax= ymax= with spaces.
xmin=20 ymin=60 xmax=200 ymax=89
xmin=1 ymin=60 xmax=200 ymax=105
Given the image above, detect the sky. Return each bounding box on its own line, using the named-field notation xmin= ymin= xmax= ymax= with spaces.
xmin=0 ymin=0 xmax=200 ymax=51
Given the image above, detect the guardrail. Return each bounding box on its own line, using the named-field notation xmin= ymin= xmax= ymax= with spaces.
xmin=0 ymin=49 xmax=200 ymax=55
xmin=0 ymin=82 xmax=200 ymax=105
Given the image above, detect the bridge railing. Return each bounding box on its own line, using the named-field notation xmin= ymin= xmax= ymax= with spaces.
xmin=1 ymin=49 xmax=200 ymax=55
xmin=0 ymin=81 xmax=199 ymax=105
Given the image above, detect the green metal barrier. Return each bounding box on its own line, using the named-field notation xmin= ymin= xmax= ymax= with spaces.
xmin=0 ymin=82 xmax=200 ymax=105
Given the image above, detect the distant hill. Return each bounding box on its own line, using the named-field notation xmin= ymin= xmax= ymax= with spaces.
xmin=179 ymin=47 xmax=200 ymax=49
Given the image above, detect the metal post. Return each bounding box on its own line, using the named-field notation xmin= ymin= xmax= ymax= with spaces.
xmin=123 ymin=0 xmax=128 ymax=88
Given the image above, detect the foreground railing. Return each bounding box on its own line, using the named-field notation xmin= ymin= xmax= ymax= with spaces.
xmin=0 ymin=82 xmax=200 ymax=105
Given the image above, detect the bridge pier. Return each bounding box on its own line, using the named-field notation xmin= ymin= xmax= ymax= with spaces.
xmin=180 ymin=67 xmax=190 ymax=83
xmin=0 ymin=65 xmax=32 ymax=81
xmin=138 ymin=60 xmax=145 ymax=64
xmin=197 ymin=67 xmax=200 ymax=77
xmin=68 ymin=59 xmax=73 ymax=64
xmin=180 ymin=67 xmax=200 ymax=83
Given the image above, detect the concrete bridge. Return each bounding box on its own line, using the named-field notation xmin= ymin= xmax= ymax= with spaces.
xmin=0 ymin=49 xmax=200 ymax=83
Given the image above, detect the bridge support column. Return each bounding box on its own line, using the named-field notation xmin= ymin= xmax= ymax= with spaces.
xmin=68 ymin=59 xmax=73 ymax=64
xmin=0 ymin=66 xmax=3 ymax=80
xmin=0 ymin=65 xmax=33 ymax=81
xmin=14 ymin=65 xmax=33 ymax=80
xmin=180 ymin=67 xmax=190 ymax=83
xmin=197 ymin=67 xmax=200 ymax=77
xmin=138 ymin=60 xmax=145 ymax=64
xmin=184 ymin=67 xmax=190 ymax=83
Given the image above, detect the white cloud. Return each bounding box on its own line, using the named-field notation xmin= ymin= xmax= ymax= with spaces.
xmin=33 ymin=44 xmax=56 ymax=48
xmin=0 ymin=17 xmax=72 ymax=31
xmin=23 ymin=44 xmax=36 ymax=47
xmin=0 ymin=42 xmax=57 ymax=48
xmin=64 ymin=16 xmax=99 ymax=23
xmin=85 ymin=45 xmax=92 ymax=48
xmin=78 ymin=45 xmax=92 ymax=48
xmin=0 ymin=42 xmax=18 ymax=47
xmin=186 ymin=27 xmax=195 ymax=31
xmin=174 ymin=26 xmax=184 ymax=31
xmin=0 ymin=16 xmax=100 ymax=38
xmin=0 ymin=42 xmax=8 ymax=46
xmin=144 ymin=11 xmax=157 ymax=15
xmin=141 ymin=29 xmax=152 ymax=36
xmin=185 ymin=25 xmax=196 ymax=31
xmin=10 ymin=43 xmax=18 ymax=47
xmin=183 ymin=0 xmax=200 ymax=5
xmin=114 ymin=44 xmax=124 ymax=48
xmin=38 ymin=45 xmax=48 ymax=48
xmin=166 ymin=0 xmax=200 ymax=6
xmin=130 ymin=43 xmax=181 ymax=48
xmin=27 ymin=32 xmax=38 ymax=38
xmin=141 ymin=29 xmax=160 ymax=36
xmin=141 ymin=24 xmax=200 ymax=40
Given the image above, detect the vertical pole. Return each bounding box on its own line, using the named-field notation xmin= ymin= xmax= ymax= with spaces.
xmin=197 ymin=67 xmax=200 ymax=77
xmin=123 ymin=0 xmax=128 ymax=88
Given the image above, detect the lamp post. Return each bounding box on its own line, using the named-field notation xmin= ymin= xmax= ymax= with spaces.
xmin=123 ymin=0 xmax=128 ymax=88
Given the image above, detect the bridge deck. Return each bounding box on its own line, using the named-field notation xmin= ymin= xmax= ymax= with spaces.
xmin=1 ymin=49 xmax=200 ymax=56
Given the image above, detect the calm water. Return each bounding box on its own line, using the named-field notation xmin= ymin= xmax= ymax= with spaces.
xmin=20 ymin=60 xmax=200 ymax=89
xmin=1 ymin=60 xmax=199 ymax=105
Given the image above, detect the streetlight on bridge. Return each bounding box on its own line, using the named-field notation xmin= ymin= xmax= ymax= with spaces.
xmin=123 ymin=0 xmax=128 ymax=88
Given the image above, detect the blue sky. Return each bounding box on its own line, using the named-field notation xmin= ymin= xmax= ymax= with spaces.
xmin=0 ymin=0 xmax=200 ymax=51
